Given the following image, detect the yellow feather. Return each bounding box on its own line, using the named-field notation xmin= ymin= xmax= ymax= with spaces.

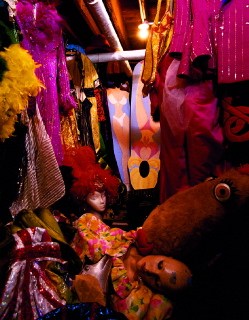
xmin=0 ymin=44 xmax=44 ymax=139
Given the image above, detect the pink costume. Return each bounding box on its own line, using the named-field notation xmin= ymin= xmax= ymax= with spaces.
xmin=212 ymin=1 xmax=249 ymax=165
xmin=159 ymin=59 xmax=224 ymax=202
xmin=15 ymin=0 xmax=77 ymax=165
xmin=214 ymin=0 xmax=249 ymax=84
xmin=158 ymin=1 xmax=224 ymax=202
xmin=0 ymin=227 xmax=66 ymax=320
xmin=169 ymin=0 xmax=216 ymax=78
xmin=168 ymin=0 xmax=191 ymax=77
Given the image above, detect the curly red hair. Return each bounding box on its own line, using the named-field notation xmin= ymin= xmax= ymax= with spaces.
xmin=63 ymin=146 xmax=120 ymax=202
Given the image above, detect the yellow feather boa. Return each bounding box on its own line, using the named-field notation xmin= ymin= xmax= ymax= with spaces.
xmin=0 ymin=44 xmax=44 ymax=139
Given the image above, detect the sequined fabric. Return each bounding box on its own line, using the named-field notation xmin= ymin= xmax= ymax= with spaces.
xmin=214 ymin=0 xmax=249 ymax=83
xmin=142 ymin=0 xmax=174 ymax=94
xmin=169 ymin=0 xmax=216 ymax=79
xmin=81 ymin=54 xmax=101 ymax=153
xmin=37 ymin=303 xmax=127 ymax=320
xmin=15 ymin=0 xmax=77 ymax=164
xmin=9 ymin=107 xmax=65 ymax=217
xmin=169 ymin=0 xmax=191 ymax=58
xmin=60 ymin=109 xmax=80 ymax=150
xmin=0 ymin=227 xmax=67 ymax=320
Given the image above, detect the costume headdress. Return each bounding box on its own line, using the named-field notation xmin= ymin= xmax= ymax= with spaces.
xmin=63 ymin=146 xmax=120 ymax=203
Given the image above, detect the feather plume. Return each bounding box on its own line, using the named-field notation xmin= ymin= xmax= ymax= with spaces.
xmin=0 ymin=44 xmax=44 ymax=139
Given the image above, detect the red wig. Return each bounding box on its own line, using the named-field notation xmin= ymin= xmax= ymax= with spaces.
xmin=63 ymin=146 xmax=120 ymax=202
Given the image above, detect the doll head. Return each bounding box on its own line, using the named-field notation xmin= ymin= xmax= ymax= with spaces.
xmin=85 ymin=190 xmax=107 ymax=216
xmin=63 ymin=146 xmax=120 ymax=216
xmin=136 ymin=255 xmax=192 ymax=294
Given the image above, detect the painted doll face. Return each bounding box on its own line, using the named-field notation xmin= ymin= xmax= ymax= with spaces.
xmin=136 ymin=255 xmax=192 ymax=293
xmin=86 ymin=191 xmax=107 ymax=213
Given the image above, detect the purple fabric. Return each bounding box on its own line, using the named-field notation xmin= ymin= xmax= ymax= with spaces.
xmin=16 ymin=0 xmax=77 ymax=164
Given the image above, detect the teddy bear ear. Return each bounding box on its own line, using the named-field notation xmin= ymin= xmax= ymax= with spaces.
xmin=238 ymin=164 xmax=249 ymax=175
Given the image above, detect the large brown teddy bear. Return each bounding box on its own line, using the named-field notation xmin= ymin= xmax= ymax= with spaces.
xmin=138 ymin=165 xmax=249 ymax=319
xmin=140 ymin=165 xmax=249 ymax=269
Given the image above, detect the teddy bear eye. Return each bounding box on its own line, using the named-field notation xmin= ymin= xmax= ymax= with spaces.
xmin=214 ymin=183 xmax=231 ymax=202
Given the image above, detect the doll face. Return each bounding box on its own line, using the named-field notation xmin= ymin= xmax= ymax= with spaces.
xmin=86 ymin=191 xmax=107 ymax=213
xmin=136 ymin=255 xmax=192 ymax=293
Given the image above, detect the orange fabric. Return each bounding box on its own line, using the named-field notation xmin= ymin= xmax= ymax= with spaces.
xmin=142 ymin=0 xmax=174 ymax=96
xmin=73 ymin=274 xmax=106 ymax=306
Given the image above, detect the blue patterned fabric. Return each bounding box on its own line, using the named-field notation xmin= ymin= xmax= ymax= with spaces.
xmin=37 ymin=303 xmax=127 ymax=319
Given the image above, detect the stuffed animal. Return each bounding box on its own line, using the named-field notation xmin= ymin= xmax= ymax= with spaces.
xmin=139 ymin=165 xmax=249 ymax=271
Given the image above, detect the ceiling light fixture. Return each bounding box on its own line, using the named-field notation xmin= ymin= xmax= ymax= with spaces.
xmin=137 ymin=0 xmax=149 ymax=40
xmin=138 ymin=21 xmax=149 ymax=39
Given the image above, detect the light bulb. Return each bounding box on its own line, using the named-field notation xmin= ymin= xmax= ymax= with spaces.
xmin=138 ymin=21 xmax=149 ymax=39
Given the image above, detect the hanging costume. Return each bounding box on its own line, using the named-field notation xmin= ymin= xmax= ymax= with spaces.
xmin=9 ymin=106 xmax=65 ymax=217
xmin=66 ymin=52 xmax=95 ymax=149
xmin=159 ymin=59 xmax=224 ymax=201
xmin=79 ymin=54 xmax=100 ymax=153
xmin=77 ymin=54 xmax=120 ymax=176
xmin=212 ymin=0 xmax=249 ymax=166
xmin=0 ymin=2 xmax=45 ymax=223
xmin=15 ymin=0 xmax=77 ymax=165
xmin=158 ymin=0 xmax=224 ymax=202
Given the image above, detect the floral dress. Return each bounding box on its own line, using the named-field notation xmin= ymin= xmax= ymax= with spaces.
xmin=71 ymin=214 xmax=173 ymax=320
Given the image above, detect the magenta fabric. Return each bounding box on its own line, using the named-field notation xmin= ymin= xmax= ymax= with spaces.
xmin=15 ymin=0 xmax=77 ymax=164
xmin=159 ymin=61 xmax=224 ymax=203
xmin=169 ymin=0 xmax=191 ymax=59
xmin=169 ymin=0 xmax=216 ymax=79
xmin=214 ymin=0 xmax=249 ymax=83
xmin=190 ymin=0 xmax=214 ymax=65
xmin=173 ymin=0 xmax=249 ymax=83
xmin=183 ymin=81 xmax=224 ymax=185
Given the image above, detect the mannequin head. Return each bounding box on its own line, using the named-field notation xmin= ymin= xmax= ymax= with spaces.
xmin=63 ymin=146 xmax=120 ymax=219
xmin=85 ymin=191 xmax=107 ymax=218
xmin=136 ymin=255 xmax=192 ymax=293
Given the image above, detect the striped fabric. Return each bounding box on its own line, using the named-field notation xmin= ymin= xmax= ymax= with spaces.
xmin=10 ymin=107 xmax=65 ymax=217
xmin=0 ymin=227 xmax=66 ymax=320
